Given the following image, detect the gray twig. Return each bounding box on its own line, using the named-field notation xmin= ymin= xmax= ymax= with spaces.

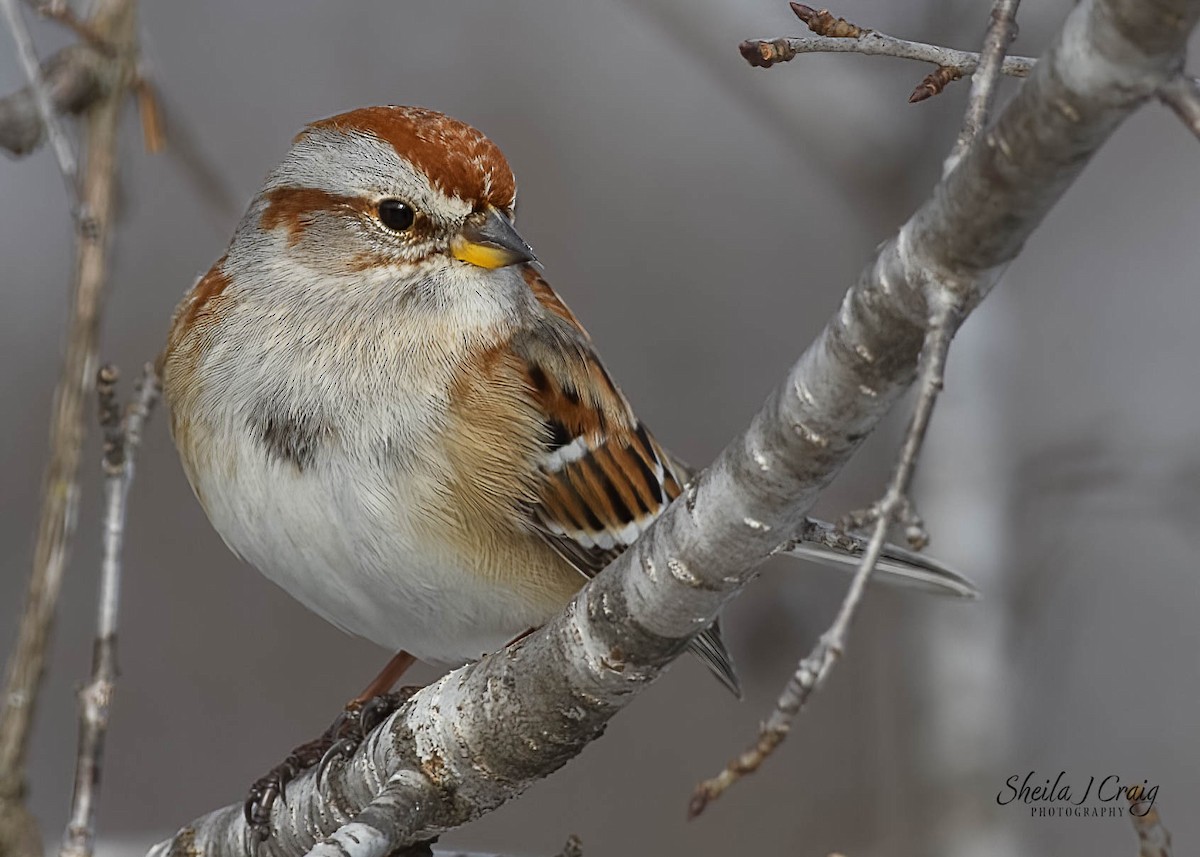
xmin=145 ymin=0 xmax=1200 ymax=854
xmin=689 ymin=300 xmax=960 ymax=815
xmin=739 ymin=32 xmax=1035 ymax=77
xmin=948 ymin=0 xmax=1022 ymax=169
xmin=742 ymin=8 xmax=1200 ymax=135
xmin=60 ymin=364 xmax=159 ymax=857
xmin=1158 ymin=73 xmax=1200 ymax=142
xmin=0 ymin=0 xmax=82 ymax=214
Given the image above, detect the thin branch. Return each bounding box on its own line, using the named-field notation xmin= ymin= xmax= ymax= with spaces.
xmin=0 ymin=0 xmax=81 ymax=212
xmin=1158 ymin=73 xmax=1200 ymax=142
xmin=689 ymin=300 xmax=960 ymax=816
xmin=949 ymin=0 xmax=1022 ymax=169
xmin=1128 ymin=786 xmax=1171 ymax=857
xmin=0 ymin=43 xmax=108 ymax=156
xmin=0 ymin=1 xmax=139 ymax=853
xmin=148 ymin=0 xmax=1200 ymax=854
xmin=60 ymin=364 xmax=159 ymax=857
xmin=743 ymin=4 xmax=1200 ymax=128
xmin=738 ymin=33 xmax=1035 ymax=76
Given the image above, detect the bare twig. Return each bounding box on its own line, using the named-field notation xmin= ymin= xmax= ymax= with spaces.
xmin=60 ymin=365 xmax=159 ymax=857
xmin=0 ymin=43 xmax=108 ymax=156
xmin=746 ymin=1 xmax=1200 ymax=130
xmin=148 ymin=0 xmax=1199 ymax=854
xmin=1158 ymin=73 xmax=1200 ymax=142
xmin=1128 ymin=786 xmax=1171 ymax=857
xmin=0 ymin=1 xmax=139 ymax=853
xmin=1 ymin=0 xmax=81 ymax=212
xmin=689 ymin=300 xmax=960 ymax=816
xmin=738 ymin=33 xmax=1035 ymax=76
xmin=949 ymin=0 xmax=1022 ymax=169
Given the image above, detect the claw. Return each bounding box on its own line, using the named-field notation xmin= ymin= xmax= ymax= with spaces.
xmin=243 ymin=688 xmax=420 ymax=842
xmin=315 ymin=737 xmax=358 ymax=785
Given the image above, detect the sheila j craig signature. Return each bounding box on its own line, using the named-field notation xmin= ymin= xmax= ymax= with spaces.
xmin=997 ymin=772 xmax=1158 ymax=818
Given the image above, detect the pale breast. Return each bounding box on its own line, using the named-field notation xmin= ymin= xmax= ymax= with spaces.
xmin=162 ymin=270 xmax=580 ymax=663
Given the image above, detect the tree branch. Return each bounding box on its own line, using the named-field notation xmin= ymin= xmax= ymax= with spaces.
xmin=741 ymin=5 xmax=1200 ymax=137
xmin=0 ymin=0 xmax=82 ymax=211
xmin=0 ymin=2 xmax=140 ymax=854
xmin=60 ymin=365 xmax=159 ymax=857
xmin=0 ymin=42 xmax=108 ymax=156
xmin=738 ymin=32 xmax=1035 ymax=76
xmin=949 ymin=0 xmax=1021 ymax=167
xmin=149 ymin=0 xmax=1200 ymax=853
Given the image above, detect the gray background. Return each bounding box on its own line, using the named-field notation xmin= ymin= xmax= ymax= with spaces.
xmin=2 ymin=2 xmax=1198 ymax=855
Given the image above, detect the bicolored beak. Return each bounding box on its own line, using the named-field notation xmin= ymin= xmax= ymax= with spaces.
xmin=450 ymin=206 xmax=536 ymax=269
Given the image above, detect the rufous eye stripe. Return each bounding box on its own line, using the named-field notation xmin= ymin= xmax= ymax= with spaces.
xmin=260 ymin=187 xmax=370 ymax=245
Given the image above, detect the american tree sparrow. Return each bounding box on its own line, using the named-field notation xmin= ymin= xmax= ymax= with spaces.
xmin=160 ymin=106 xmax=974 ymax=834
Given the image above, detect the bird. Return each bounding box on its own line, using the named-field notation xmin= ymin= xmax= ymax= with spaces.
xmin=159 ymin=105 xmax=975 ymax=835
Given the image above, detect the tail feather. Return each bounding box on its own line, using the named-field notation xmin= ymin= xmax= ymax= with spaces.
xmin=688 ymin=620 xmax=742 ymax=698
xmin=780 ymin=518 xmax=980 ymax=599
xmin=683 ymin=518 xmax=975 ymax=700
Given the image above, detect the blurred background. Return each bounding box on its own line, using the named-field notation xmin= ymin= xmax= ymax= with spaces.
xmin=2 ymin=1 xmax=1198 ymax=855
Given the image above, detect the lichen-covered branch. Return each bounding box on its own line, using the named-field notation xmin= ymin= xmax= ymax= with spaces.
xmin=149 ymin=0 xmax=1200 ymax=854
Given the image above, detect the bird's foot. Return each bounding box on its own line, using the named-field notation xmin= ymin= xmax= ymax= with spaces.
xmin=243 ymin=687 xmax=420 ymax=841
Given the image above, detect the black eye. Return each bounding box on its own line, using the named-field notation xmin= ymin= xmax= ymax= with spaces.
xmin=377 ymin=199 xmax=416 ymax=232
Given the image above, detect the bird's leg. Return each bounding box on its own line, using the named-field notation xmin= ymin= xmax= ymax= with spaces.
xmin=244 ymin=651 xmax=420 ymax=841
xmin=350 ymin=649 xmax=417 ymax=703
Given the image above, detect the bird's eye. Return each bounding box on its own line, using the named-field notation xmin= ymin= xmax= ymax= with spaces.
xmin=377 ymin=199 xmax=416 ymax=232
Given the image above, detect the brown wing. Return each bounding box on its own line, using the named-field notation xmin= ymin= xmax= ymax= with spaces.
xmin=514 ymin=268 xmax=685 ymax=576
xmin=515 ymin=268 xmax=740 ymax=695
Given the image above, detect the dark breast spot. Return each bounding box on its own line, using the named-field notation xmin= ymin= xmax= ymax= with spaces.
xmin=253 ymin=410 xmax=329 ymax=471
